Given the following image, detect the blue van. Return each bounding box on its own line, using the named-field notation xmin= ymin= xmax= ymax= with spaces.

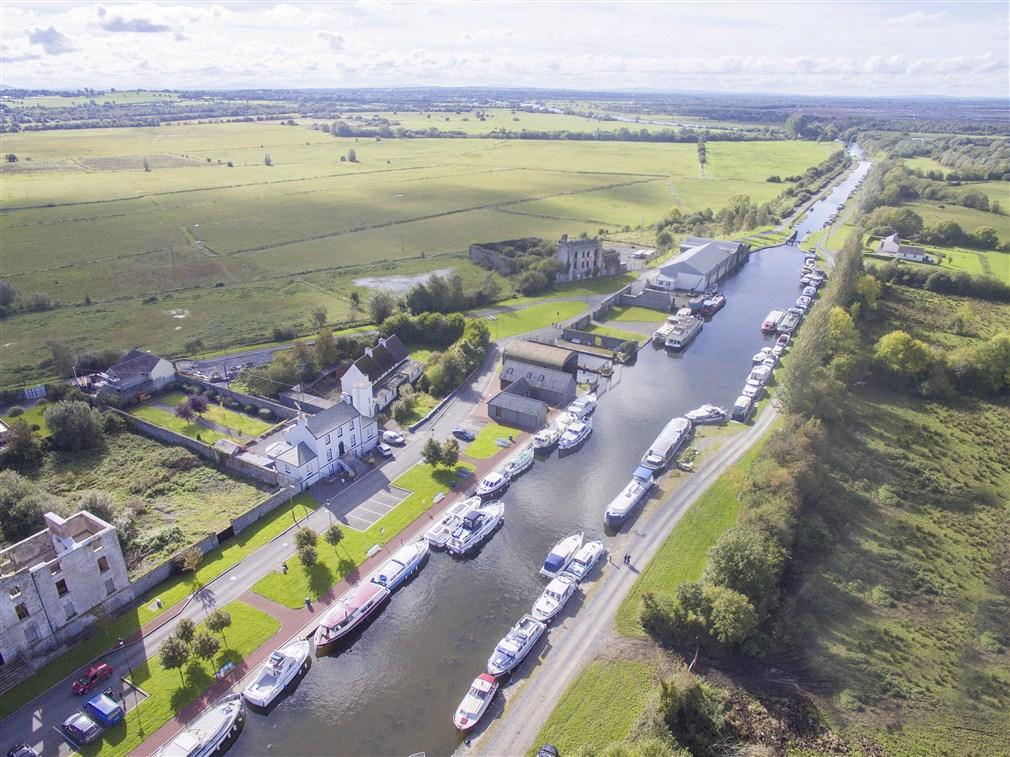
xmin=83 ymin=693 xmax=124 ymax=728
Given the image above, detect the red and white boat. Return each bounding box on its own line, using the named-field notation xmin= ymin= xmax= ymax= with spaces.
xmin=452 ymin=673 xmax=499 ymax=732
xmin=313 ymin=582 xmax=390 ymax=655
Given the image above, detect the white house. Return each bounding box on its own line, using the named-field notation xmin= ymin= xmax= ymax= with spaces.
xmin=266 ymin=399 xmax=379 ymax=489
xmin=342 ymin=335 xmax=422 ymax=417
xmin=1 ymin=511 xmax=132 ymax=666
xmin=95 ymin=349 xmax=176 ymax=397
xmin=877 ymin=233 xmax=930 ymax=263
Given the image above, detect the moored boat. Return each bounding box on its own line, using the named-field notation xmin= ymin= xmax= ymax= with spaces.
xmin=424 ymin=497 xmax=480 ymax=549
xmin=154 ymin=694 xmax=246 ymax=757
xmin=664 ymin=315 xmax=703 ymax=350
xmin=313 ymin=582 xmax=390 ymax=654
xmin=503 ymin=444 xmax=535 ymax=478
xmin=731 ymin=395 xmax=754 ymax=422
xmin=778 ymin=311 xmax=800 ymax=334
xmin=452 ymin=673 xmax=499 ymax=732
xmin=748 ymin=364 xmax=772 ymax=386
xmin=561 ymin=540 xmax=606 ymax=583
xmin=772 ymin=332 xmax=791 ymax=356
xmin=558 ymin=418 xmax=592 ymax=451
xmin=445 ymin=501 xmax=505 ymax=556
xmin=476 ymin=470 xmax=510 ymax=499
xmin=370 ymin=540 xmax=429 ymax=592
xmin=653 ymin=320 xmax=675 ymax=344
xmin=567 ymin=392 xmax=597 ymax=418
xmin=487 ymin=614 xmax=546 ymax=677
xmin=701 ymin=293 xmax=726 ymax=316
xmin=604 ymin=468 xmax=653 ymax=529
xmin=761 ymin=309 xmax=785 ymax=332
xmin=532 ymin=424 xmax=559 ymax=451
xmin=641 ymin=417 xmax=693 ymax=470
xmin=540 ymin=532 xmax=584 ymax=578
xmin=531 ymin=576 xmax=577 ymax=622
xmin=752 ymin=346 xmax=772 ymax=364
xmin=241 ymin=640 xmax=310 ymax=709
xmin=685 ymin=404 xmax=727 ymax=425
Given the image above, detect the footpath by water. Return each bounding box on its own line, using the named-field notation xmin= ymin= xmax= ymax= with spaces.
xmin=230 ymin=146 xmax=872 ymax=757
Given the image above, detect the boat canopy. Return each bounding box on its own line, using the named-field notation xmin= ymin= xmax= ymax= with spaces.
xmin=633 ymin=466 xmax=653 ymax=482
xmin=542 ymin=553 xmax=566 ymax=573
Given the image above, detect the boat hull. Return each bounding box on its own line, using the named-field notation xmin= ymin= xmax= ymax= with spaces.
xmin=313 ymin=592 xmax=390 ymax=656
xmin=241 ymin=642 xmax=311 ymax=709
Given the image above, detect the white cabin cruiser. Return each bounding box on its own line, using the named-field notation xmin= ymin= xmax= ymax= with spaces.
xmin=560 ymin=540 xmax=606 ymax=583
xmin=476 ymin=470 xmax=510 ymax=499
xmin=241 ymin=640 xmax=310 ymax=708
xmin=604 ymin=468 xmax=653 ymax=529
xmin=424 ymin=497 xmax=481 ymax=549
xmin=154 ymin=694 xmax=246 ymax=757
xmin=486 ymin=614 xmax=546 ymax=677
xmin=567 ymin=392 xmax=597 ymax=419
xmin=532 ymin=424 xmax=560 ymax=451
xmin=752 ymin=346 xmax=773 ymax=364
xmin=452 ymin=673 xmax=499 ymax=732
xmin=370 ymin=540 xmax=429 ymax=591
xmin=685 ymin=404 xmax=727 ymax=425
xmin=503 ymin=445 xmax=535 ymax=478
xmin=445 ymin=501 xmax=505 ymax=555
xmin=558 ymin=418 xmax=592 ymax=451
xmin=531 ymin=576 xmax=577 ymax=622
xmin=664 ymin=315 xmax=703 ymax=350
xmin=540 ymin=532 xmax=584 ymax=578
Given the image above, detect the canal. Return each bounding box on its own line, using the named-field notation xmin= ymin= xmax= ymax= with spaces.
xmin=232 ymin=148 xmax=870 ymax=757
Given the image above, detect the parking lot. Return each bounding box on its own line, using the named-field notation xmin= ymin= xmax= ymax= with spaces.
xmin=337 ymin=486 xmax=411 ymax=531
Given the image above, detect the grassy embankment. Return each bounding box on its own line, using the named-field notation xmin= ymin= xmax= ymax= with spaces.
xmin=80 ymin=601 xmax=279 ymax=757
xmin=252 ymin=461 xmax=474 ymax=607
xmin=131 ymin=390 xmax=273 ymax=444
xmin=0 ymin=493 xmax=315 ymax=720
xmin=1 ymin=121 xmax=832 ymax=387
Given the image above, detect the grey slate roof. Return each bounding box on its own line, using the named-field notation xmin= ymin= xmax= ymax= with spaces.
xmin=108 ymin=349 xmax=165 ymax=379
xmin=304 ymin=401 xmax=360 ymax=437
xmin=352 ymin=334 xmax=409 ymax=382
xmin=489 ymin=378 xmax=549 ymax=415
xmin=275 ymin=442 xmax=318 ymax=467
xmin=502 ymin=341 xmax=577 ymax=373
xmin=502 ymin=360 xmax=575 ymax=394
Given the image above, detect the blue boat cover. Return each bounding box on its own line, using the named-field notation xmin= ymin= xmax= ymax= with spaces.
xmin=543 ymin=554 xmax=566 ymax=573
xmin=633 ymin=466 xmax=653 ymax=482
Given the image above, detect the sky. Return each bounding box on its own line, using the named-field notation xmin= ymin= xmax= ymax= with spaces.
xmin=1 ymin=1 xmax=1008 ymax=97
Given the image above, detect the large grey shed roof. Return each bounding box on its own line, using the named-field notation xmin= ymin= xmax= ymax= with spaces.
xmin=502 ymin=361 xmax=575 ymax=394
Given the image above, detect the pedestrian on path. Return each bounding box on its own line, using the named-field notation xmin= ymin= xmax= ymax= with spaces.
xmin=304 ymin=597 xmax=313 ymax=611
xmin=623 ymin=553 xmax=631 ymax=566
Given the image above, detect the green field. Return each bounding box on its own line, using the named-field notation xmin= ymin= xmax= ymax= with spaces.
xmin=252 ymin=461 xmax=474 ymax=606
xmin=907 ymin=200 xmax=1010 ymax=245
xmin=478 ymin=300 xmax=587 ymax=340
xmin=581 ymin=322 xmax=644 ymax=343
xmin=3 ymin=403 xmax=51 ymax=436
xmin=532 ymin=660 xmax=659 ymax=755
xmin=463 ymin=421 xmax=516 ymax=459
xmin=0 ymin=121 xmax=833 ymax=387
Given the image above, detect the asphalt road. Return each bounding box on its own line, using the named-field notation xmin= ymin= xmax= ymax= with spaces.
xmin=469 ymin=403 xmax=780 ymax=757
xmin=1 ymin=345 xmax=504 ymax=757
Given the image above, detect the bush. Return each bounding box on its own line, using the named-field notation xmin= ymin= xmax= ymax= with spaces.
xmin=243 ymin=404 xmax=256 ymax=415
xmin=294 ymin=527 xmax=318 ymax=549
xmin=299 ymin=545 xmax=318 ymax=567
xmin=44 ymin=400 xmax=105 ymax=452
xmin=257 ymin=408 xmax=273 ymax=420
xmin=7 ymin=406 xmax=23 ymax=417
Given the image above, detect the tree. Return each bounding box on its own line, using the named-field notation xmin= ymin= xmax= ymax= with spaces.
xmin=0 ymin=280 xmax=17 ymax=309
xmin=299 ymin=544 xmax=318 ymax=567
xmin=49 ymin=341 xmax=76 ymax=377
xmin=826 ymin=306 xmax=859 ymax=356
xmin=370 ymin=292 xmax=397 ymax=324
xmin=189 ymin=393 xmax=208 ymax=413
xmin=175 ymin=617 xmax=196 ymax=646
xmin=264 ymin=153 xmax=272 ymax=166
xmin=315 ymin=327 xmax=339 ymax=368
xmin=391 ymin=397 xmax=414 ymax=425
xmin=206 ymin=608 xmax=232 ymax=646
xmin=191 ymin=631 xmax=221 ymax=664
xmin=703 ymin=527 xmax=785 ymax=619
xmin=875 ymin=330 xmax=932 ymax=378
xmin=175 ymin=399 xmax=194 ymax=420
xmin=702 ymin=584 xmax=758 ymax=645
xmin=184 ymin=338 xmax=205 ymax=355
xmin=143 ymin=157 xmax=151 ymax=172
xmin=5 ymin=153 xmax=17 ymax=162
xmin=179 ymin=545 xmax=202 ymax=574
xmin=311 ymin=306 xmax=327 ymax=329
xmin=77 ymin=490 xmax=117 ymax=523
xmin=854 ymin=274 xmax=882 ymax=311
xmin=159 ymin=634 xmax=190 ymax=685
xmin=441 ymin=438 xmax=460 ymax=468
xmin=2 ymin=421 xmax=42 ymax=471
xmin=323 ymin=523 xmax=344 ymax=550
xmin=295 ymin=527 xmax=318 ymax=550
xmin=421 ymin=437 xmax=443 ymax=466
xmin=973 ymin=226 xmax=999 ymax=249
xmin=44 ymin=400 xmax=105 ymax=452
xmin=0 ymin=470 xmax=50 ymax=543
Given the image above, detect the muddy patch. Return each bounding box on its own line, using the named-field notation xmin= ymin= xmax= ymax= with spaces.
xmin=354 ymin=267 xmax=455 ymax=294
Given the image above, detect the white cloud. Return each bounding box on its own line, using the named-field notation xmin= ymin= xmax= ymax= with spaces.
xmin=883 ymin=10 xmax=947 ymax=27
xmin=27 ymin=26 xmax=79 ymax=55
xmin=317 ymin=31 xmax=345 ymax=51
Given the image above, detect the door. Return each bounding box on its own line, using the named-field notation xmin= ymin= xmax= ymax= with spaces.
xmin=338 ymin=441 xmax=345 ymax=456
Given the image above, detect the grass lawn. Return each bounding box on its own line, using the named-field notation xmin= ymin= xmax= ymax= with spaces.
xmin=80 ymin=601 xmax=280 ymax=757
xmin=200 ymin=402 xmax=273 ymax=437
xmin=252 ymin=461 xmax=474 ymax=607
xmin=600 ymin=305 xmax=668 ymax=324
xmin=581 ymin=322 xmax=644 ymax=343
xmin=0 ymin=493 xmax=316 ymax=720
xmin=463 ymin=421 xmax=516 ymax=459
xmin=615 ymin=430 xmax=774 ymax=637
xmin=130 ymin=403 xmax=231 ymax=445
xmin=133 ymin=391 xmax=273 ymax=441
xmin=479 ymin=300 xmax=587 ymax=340
xmin=493 ymin=273 xmax=640 ymax=309
xmin=4 ymin=402 xmax=50 ymax=436
xmin=907 ymin=200 xmax=1010 ymax=246
xmin=531 ymin=661 xmax=658 ymax=755
xmin=398 ymin=391 xmax=439 ymax=426
xmin=410 ymin=348 xmax=436 ymax=364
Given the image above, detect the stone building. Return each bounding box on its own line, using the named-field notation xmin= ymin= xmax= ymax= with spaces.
xmin=555 ymin=234 xmax=604 ymax=282
xmin=1 ymin=511 xmax=131 ymax=666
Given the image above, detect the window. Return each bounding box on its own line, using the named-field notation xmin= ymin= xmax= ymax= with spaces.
xmin=97 ymin=556 xmax=110 ymax=573
xmin=49 ymin=562 xmax=61 ymax=575
xmin=55 ymin=579 xmax=69 ymax=597
xmin=15 ymin=603 xmax=29 ymax=621
xmin=494 ymin=405 xmax=502 ymax=418
xmin=351 ymin=435 xmax=356 ymax=446
xmin=326 ymin=449 xmax=333 ymax=462
xmin=8 ymin=585 xmax=21 ymax=600
xmin=325 ymin=434 xmax=331 ymax=445
xmin=92 ymin=541 xmax=103 ymax=552
xmin=105 ymin=578 xmax=116 ymax=595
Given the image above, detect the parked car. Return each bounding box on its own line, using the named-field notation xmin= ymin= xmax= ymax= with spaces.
xmin=62 ymin=712 xmax=102 ymax=746
xmin=537 ymin=745 xmax=559 ymax=757
xmin=7 ymin=745 xmax=40 ymax=757
xmin=72 ymin=662 xmax=113 ymax=695
xmin=83 ymin=692 xmax=125 ymax=728
xmin=452 ymin=428 xmax=476 ymax=442
xmin=378 ymin=443 xmax=394 ymax=458
xmin=382 ymin=431 xmax=405 ymax=446
xmin=802 ymin=285 xmax=817 ymax=298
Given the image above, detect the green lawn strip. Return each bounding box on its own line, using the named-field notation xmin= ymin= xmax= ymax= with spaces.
xmin=194 ymin=324 xmax=374 ymax=360
xmin=80 ymin=601 xmax=280 ymax=757
xmin=130 ymin=404 xmax=232 ymax=445
xmin=477 ymin=300 xmax=587 ymax=341
xmin=199 ymin=404 xmax=272 ymax=437
xmin=0 ymin=494 xmax=316 ymax=720
xmin=252 ymin=462 xmax=474 ymax=607
xmin=530 ymin=660 xmax=657 ymax=755
xmin=4 ymin=403 xmax=51 ymax=437
xmin=495 ymin=273 xmax=640 ymax=308
xmin=600 ymin=305 xmax=668 ymax=324
xmin=581 ymin=322 xmax=644 ymax=343
xmin=464 ymin=421 xmax=516 ymax=459
xmin=615 ymin=430 xmax=774 ymax=637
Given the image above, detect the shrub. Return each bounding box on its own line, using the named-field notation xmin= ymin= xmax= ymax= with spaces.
xmin=257 ymin=408 xmax=273 ymax=420
xmin=294 ymin=527 xmax=318 ymax=549
xmin=299 ymin=545 xmax=318 ymax=567
xmin=7 ymin=407 xmax=23 ymax=417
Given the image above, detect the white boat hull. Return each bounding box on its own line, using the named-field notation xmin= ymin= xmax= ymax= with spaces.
xmin=241 ymin=641 xmax=310 ymax=709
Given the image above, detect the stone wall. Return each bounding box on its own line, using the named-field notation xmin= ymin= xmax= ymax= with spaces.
xmin=114 ymin=409 xmax=220 ymax=463
xmin=231 ymin=486 xmax=297 ymax=535
xmin=561 ymin=328 xmax=639 ymax=351
xmin=619 ymin=287 xmax=675 ymax=313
